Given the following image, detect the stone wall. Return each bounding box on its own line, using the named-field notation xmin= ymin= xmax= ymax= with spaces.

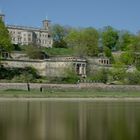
xmin=1 ymin=56 xmax=113 ymax=78
xmin=1 ymin=83 xmax=140 ymax=91
xmin=2 ymin=57 xmax=87 ymax=77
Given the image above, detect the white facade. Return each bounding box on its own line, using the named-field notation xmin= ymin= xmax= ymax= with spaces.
xmin=0 ymin=13 xmax=53 ymax=48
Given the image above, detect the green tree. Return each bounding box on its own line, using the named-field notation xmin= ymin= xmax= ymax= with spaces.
xmin=119 ymin=31 xmax=134 ymax=51
xmin=129 ymin=36 xmax=140 ymax=52
xmin=52 ymin=24 xmax=69 ymax=48
xmin=0 ymin=19 xmax=13 ymax=53
xmin=53 ymin=39 xmax=67 ymax=48
xmin=125 ymin=71 xmax=140 ymax=85
xmin=104 ymin=46 xmax=114 ymax=63
xmin=65 ymin=27 xmax=99 ymax=56
xmin=65 ymin=29 xmax=86 ymax=56
xmin=110 ymin=62 xmax=126 ymax=82
xmin=89 ymin=69 xmax=108 ymax=83
xmin=102 ymin=26 xmax=119 ymax=50
xmin=25 ymin=45 xmax=47 ymax=59
xmin=120 ymin=51 xmax=134 ymax=65
xmin=63 ymin=67 xmax=80 ymax=83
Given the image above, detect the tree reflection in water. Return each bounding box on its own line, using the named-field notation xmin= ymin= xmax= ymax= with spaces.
xmin=0 ymin=100 xmax=140 ymax=140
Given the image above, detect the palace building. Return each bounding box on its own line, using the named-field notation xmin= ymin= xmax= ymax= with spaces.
xmin=0 ymin=13 xmax=53 ymax=48
xmin=0 ymin=13 xmax=111 ymax=78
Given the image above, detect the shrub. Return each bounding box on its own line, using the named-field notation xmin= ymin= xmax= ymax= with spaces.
xmin=0 ymin=65 xmax=40 ymax=82
xmin=125 ymin=72 xmax=140 ymax=85
xmin=89 ymin=69 xmax=108 ymax=83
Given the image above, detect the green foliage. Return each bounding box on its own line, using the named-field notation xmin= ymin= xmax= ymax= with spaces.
xmin=113 ymin=61 xmax=126 ymax=69
xmin=13 ymin=73 xmax=34 ymax=82
xmin=135 ymin=60 xmax=140 ymax=71
xmin=24 ymin=67 xmax=39 ymax=79
xmin=65 ymin=27 xmax=99 ymax=56
xmin=44 ymin=47 xmax=74 ymax=56
xmin=0 ymin=65 xmax=40 ymax=82
xmin=104 ymin=47 xmax=112 ymax=57
xmin=52 ymin=24 xmax=68 ymax=41
xmin=109 ymin=62 xmax=126 ymax=82
xmin=104 ymin=47 xmax=114 ymax=63
xmin=119 ymin=32 xmax=134 ymax=51
xmin=89 ymin=69 xmax=108 ymax=83
xmin=24 ymin=45 xmax=46 ymax=59
xmin=48 ymin=76 xmax=79 ymax=84
xmin=0 ymin=65 xmax=22 ymax=79
xmin=129 ymin=36 xmax=140 ymax=52
xmin=52 ymin=24 xmax=69 ymax=48
xmin=65 ymin=68 xmax=79 ymax=83
xmin=120 ymin=51 xmax=134 ymax=65
xmin=64 ymin=29 xmax=87 ymax=56
xmin=45 ymin=67 xmax=80 ymax=84
xmin=125 ymin=72 xmax=140 ymax=85
xmin=109 ymin=68 xmax=126 ymax=82
xmin=53 ymin=39 xmax=67 ymax=48
xmin=0 ymin=19 xmax=13 ymax=52
xmin=13 ymin=44 xmax=22 ymax=51
xmin=119 ymin=32 xmax=140 ymax=52
xmin=102 ymin=26 xmax=119 ymax=50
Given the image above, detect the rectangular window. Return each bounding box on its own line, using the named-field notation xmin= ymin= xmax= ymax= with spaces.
xmin=28 ymin=38 xmax=31 ymax=41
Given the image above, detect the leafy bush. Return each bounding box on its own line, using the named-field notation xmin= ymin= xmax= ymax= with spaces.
xmin=48 ymin=76 xmax=79 ymax=84
xmin=24 ymin=45 xmax=47 ymax=59
xmin=89 ymin=69 xmax=108 ymax=83
xmin=125 ymin=72 xmax=140 ymax=85
xmin=0 ymin=65 xmax=40 ymax=82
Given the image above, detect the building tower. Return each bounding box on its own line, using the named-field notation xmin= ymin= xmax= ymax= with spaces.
xmin=0 ymin=12 xmax=5 ymax=22
xmin=42 ymin=19 xmax=51 ymax=30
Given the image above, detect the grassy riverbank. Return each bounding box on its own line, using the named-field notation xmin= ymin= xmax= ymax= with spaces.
xmin=0 ymin=88 xmax=140 ymax=98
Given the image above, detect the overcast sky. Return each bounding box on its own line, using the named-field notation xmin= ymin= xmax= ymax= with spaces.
xmin=0 ymin=0 xmax=140 ymax=33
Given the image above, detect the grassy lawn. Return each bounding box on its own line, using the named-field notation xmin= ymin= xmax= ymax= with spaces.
xmin=0 ymin=88 xmax=140 ymax=98
xmin=43 ymin=47 xmax=74 ymax=56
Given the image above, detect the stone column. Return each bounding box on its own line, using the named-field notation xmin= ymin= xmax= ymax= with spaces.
xmin=104 ymin=59 xmax=106 ymax=64
xmin=83 ymin=64 xmax=86 ymax=75
xmin=79 ymin=64 xmax=83 ymax=75
xmin=73 ymin=63 xmax=76 ymax=73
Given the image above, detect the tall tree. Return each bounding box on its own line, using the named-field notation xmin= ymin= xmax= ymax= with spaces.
xmin=119 ymin=31 xmax=132 ymax=51
xmin=24 ymin=45 xmax=47 ymax=59
xmin=65 ymin=27 xmax=99 ymax=56
xmin=102 ymin=26 xmax=119 ymax=50
xmin=0 ymin=19 xmax=12 ymax=52
xmin=129 ymin=35 xmax=140 ymax=52
xmin=51 ymin=24 xmax=70 ymax=48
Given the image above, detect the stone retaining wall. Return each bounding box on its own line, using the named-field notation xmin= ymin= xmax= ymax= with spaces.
xmin=1 ymin=83 xmax=140 ymax=91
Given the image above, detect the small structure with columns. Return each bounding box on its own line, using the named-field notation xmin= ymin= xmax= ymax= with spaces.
xmin=73 ymin=63 xmax=86 ymax=77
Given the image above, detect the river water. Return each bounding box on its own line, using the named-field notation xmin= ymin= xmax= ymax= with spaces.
xmin=0 ymin=99 xmax=140 ymax=140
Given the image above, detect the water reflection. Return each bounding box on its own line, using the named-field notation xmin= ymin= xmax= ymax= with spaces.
xmin=0 ymin=100 xmax=140 ymax=140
